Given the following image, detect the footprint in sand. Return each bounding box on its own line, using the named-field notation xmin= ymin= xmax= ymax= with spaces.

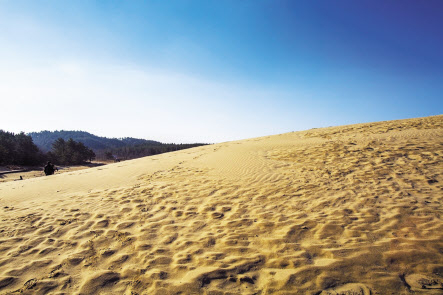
xmin=320 ymin=283 xmax=371 ymax=295
xmin=405 ymin=274 xmax=443 ymax=292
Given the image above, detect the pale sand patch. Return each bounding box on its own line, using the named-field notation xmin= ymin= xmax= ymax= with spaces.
xmin=0 ymin=115 xmax=442 ymax=294
xmin=0 ymin=164 xmax=108 ymax=184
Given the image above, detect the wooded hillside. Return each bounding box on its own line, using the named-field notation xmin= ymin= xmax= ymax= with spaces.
xmin=29 ymin=130 xmax=161 ymax=152
xmin=29 ymin=130 xmax=208 ymax=161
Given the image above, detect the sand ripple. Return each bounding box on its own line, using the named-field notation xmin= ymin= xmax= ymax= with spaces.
xmin=0 ymin=115 xmax=442 ymax=294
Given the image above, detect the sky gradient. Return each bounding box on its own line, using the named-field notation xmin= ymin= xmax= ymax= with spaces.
xmin=1 ymin=1 xmax=442 ymax=143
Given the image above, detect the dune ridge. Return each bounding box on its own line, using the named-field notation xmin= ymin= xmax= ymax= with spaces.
xmin=0 ymin=115 xmax=442 ymax=294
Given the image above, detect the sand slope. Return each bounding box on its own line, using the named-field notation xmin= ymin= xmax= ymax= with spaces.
xmin=0 ymin=115 xmax=442 ymax=294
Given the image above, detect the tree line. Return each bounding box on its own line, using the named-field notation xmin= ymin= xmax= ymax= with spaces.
xmin=0 ymin=130 xmax=43 ymax=165
xmin=29 ymin=130 xmax=162 ymax=152
xmin=0 ymin=130 xmax=95 ymax=166
xmin=1 ymin=129 xmax=208 ymax=166
xmin=48 ymin=138 xmax=96 ymax=165
xmin=98 ymin=143 xmax=205 ymax=160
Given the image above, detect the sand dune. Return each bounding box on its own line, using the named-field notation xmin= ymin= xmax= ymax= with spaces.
xmin=0 ymin=115 xmax=442 ymax=294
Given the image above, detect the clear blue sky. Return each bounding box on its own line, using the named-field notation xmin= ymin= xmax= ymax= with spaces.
xmin=1 ymin=1 xmax=442 ymax=143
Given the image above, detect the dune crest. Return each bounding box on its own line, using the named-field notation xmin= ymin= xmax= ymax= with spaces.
xmin=0 ymin=115 xmax=442 ymax=294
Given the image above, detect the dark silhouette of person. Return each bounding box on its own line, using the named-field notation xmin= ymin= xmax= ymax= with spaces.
xmin=44 ymin=161 xmax=56 ymax=176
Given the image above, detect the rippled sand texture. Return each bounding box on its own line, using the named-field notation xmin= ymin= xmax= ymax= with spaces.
xmin=0 ymin=115 xmax=442 ymax=294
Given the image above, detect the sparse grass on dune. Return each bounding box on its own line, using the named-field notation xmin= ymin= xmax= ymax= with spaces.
xmin=0 ymin=115 xmax=442 ymax=294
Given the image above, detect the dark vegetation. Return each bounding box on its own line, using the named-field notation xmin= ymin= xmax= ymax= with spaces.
xmin=30 ymin=130 xmax=208 ymax=161
xmin=47 ymin=138 xmax=96 ymax=165
xmin=103 ymin=143 xmax=205 ymax=160
xmin=29 ymin=130 xmax=161 ymax=152
xmin=1 ymin=130 xmax=207 ymax=166
xmin=0 ymin=131 xmax=43 ymax=165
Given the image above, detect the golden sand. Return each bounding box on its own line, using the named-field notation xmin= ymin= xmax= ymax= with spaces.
xmin=0 ymin=164 xmax=106 ymax=184
xmin=0 ymin=115 xmax=442 ymax=294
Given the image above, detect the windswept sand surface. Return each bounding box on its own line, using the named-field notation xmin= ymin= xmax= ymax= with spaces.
xmin=0 ymin=115 xmax=442 ymax=294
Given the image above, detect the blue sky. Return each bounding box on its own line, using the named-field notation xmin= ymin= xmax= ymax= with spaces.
xmin=1 ymin=1 xmax=442 ymax=143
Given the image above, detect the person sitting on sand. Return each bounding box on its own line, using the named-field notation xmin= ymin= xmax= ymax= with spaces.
xmin=44 ymin=161 xmax=56 ymax=176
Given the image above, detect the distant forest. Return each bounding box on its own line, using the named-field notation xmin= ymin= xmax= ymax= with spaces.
xmin=0 ymin=130 xmax=43 ymax=165
xmin=0 ymin=130 xmax=95 ymax=166
xmin=0 ymin=130 xmax=207 ymax=166
xmin=29 ymin=130 xmax=162 ymax=152
xmin=48 ymin=138 xmax=96 ymax=165
xmin=103 ymin=143 xmax=205 ymax=160
xmin=29 ymin=130 xmax=208 ymax=161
